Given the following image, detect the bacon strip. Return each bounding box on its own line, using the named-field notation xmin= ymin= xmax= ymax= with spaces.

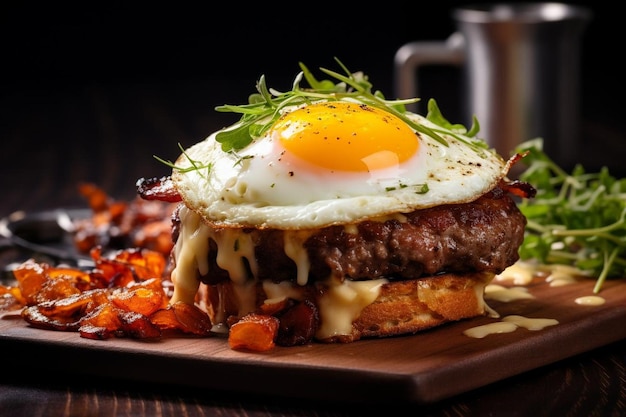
xmin=136 ymin=176 xmax=182 ymax=202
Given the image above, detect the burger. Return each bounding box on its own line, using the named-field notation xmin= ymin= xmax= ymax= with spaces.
xmin=137 ymin=60 xmax=535 ymax=349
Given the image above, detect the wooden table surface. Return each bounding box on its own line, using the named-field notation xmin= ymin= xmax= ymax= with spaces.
xmin=2 ymin=78 xmax=626 ymax=416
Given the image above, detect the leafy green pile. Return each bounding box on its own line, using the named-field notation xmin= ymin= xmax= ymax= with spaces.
xmin=515 ymin=139 xmax=626 ymax=293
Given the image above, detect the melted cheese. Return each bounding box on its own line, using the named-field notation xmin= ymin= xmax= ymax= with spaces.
xmin=283 ymin=231 xmax=314 ymax=286
xmin=485 ymin=284 xmax=535 ymax=302
xmin=463 ymin=315 xmax=559 ymax=338
xmin=213 ymin=228 xmax=258 ymax=285
xmin=170 ymin=206 xmax=210 ymax=305
xmin=496 ymin=261 xmax=591 ymax=288
xmin=494 ymin=261 xmax=535 ymax=285
xmin=169 ymin=206 xmax=385 ymax=339
xmin=545 ymin=264 xmax=588 ymax=287
xmin=316 ymin=278 xmax=387 ymax=340
xmin=211 ymin=229 xmax=258 ymax=317
xmin=466 ymin=260 xmax=608 ymax=340
xmin=575 ymin=295 xmax=606 ymax=306
xmin=501 ymin=315 xmax=559 ymax=330
xmin=463 ymin=322 xmax=518 ymax=338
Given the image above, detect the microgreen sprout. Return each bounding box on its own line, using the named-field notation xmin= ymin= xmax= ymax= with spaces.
xmin=213 ymin=57 xmax=488 ymax=156
xmin=156 ymin=58 xmax=491 ymax=173
xmin=515 ymin=138 xmax=626 ymax=293
xmin=153 ymin=143 xmax=212 ymax=178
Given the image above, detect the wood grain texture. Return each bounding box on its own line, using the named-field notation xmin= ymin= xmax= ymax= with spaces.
xmin=1 ymin=339 xmax=625 ymax=416
xmin=2 ymin=271 xmax=626 ymax=409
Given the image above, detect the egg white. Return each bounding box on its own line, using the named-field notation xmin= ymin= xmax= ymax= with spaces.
xmin=172 ymin=103 xmax=508 ymax=229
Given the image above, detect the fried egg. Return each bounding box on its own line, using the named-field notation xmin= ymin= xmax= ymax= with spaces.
xmin=172 ymin=100 xmax=508 ymax=229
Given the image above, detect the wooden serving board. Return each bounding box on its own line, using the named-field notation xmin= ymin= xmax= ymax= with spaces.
xmin=1 ymin=275 xmax=625 ymax=405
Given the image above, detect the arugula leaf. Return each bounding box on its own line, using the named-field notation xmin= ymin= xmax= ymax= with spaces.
xmin=515 ymin=139 xmax=626 ymax=293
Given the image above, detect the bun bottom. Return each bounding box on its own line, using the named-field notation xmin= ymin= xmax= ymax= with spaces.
xmin=345 ymin=272 xmax=494 ymax=343
xmin=201 ymin=272 xmax=495 ymax=344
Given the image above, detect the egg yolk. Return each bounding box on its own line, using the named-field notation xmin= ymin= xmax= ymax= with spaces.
xmin=270 ymin=102 xmax=418 ymax=172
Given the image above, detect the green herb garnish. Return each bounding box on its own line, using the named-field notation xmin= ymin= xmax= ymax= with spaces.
xmin=213 ymin=57 xmax=487 ymax=155
xmin=515 ymin=138 xmax=626 ymax=293
xmin=156 ymin=58 xmax=491 ymax=172
xmin=153 ymin=143 xmax=213 ymax=177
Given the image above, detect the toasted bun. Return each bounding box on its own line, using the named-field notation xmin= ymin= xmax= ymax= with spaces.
xmin=201 ymin=271 xmax=494 ymax=344
xmin=347 ymin=272 xmax=494 ymax=342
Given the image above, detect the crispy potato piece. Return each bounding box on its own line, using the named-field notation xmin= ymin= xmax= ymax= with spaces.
xmin=12 ymin=259 xmax=49 ymax=304
xmin=150 ymin=302 xmax=212 ymax=336
xmin=110 ymin=278 xmax=167 ymax=316
xmin=21 ymin=289 xmax=110 ymax=330
xmin=79 ymin=303 xmax=124 ymax=339
xmin=0 ymin=286 xmax=24 ymax=310
xmin=228 ymin=313 xmax=279 ymax=352
xmin=90 ymin=246 xmax=167 ymax=287
xmin=78 ymin=303 xmax=162 ymax=340
xmin=5 ymin=247 xmax=196 ymax=341
xmin=169 ymin=302 xmax=213 ymax=335
xmin=117 ymin=310 xmax=162 ymax=339
xmin=74 ymin=182 xmax=177 ymax=256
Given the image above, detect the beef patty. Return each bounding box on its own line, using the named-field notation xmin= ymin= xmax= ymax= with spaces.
xmin=171 ymin=184 xmax=526 ymax=286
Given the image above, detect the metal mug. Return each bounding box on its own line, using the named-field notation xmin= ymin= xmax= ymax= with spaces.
xmin=394 ymin=3 xmax=592 ymax=167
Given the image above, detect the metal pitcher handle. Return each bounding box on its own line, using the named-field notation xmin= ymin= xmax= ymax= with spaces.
xmin=393 ymin=32 xmax=465 ymax=112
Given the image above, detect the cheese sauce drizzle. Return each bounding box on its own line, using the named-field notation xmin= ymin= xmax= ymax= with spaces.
xmin=466 ymin=260 xmax=607 ymax=339
xmin=575 ymin=296 xmax=606 ymax=306
xmin=463 ymin=315 xmax=559 ymax=339
xmin=169 ymin=206 xmax=387 ymax=339
xmin=485 ymin=284 xmax=534 ymax=302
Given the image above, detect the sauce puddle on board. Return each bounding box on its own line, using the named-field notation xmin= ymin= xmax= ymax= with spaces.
xmin=463 ymin=261 xmax=606 ymax=339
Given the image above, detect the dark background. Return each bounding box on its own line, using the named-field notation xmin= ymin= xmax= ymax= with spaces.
xmin=1 ymin=1 xmax=623 ymax=212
